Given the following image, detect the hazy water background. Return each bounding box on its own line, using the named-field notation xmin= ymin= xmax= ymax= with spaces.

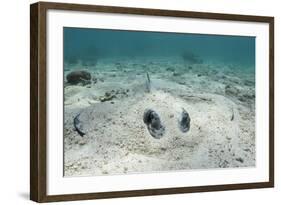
xmin=64 ymin=27 xmax=255 ymax=71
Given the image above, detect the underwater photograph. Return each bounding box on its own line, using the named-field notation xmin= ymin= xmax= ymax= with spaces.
xmin=63 ymin=27 xmax=256 ymax=177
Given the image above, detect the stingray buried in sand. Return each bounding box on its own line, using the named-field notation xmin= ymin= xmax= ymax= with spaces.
xmin=63 ymin=27 xmax=255 ymax=177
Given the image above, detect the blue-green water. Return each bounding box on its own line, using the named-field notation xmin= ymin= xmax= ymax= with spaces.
xmin=64 ymin=27 xmax=255 ymax=69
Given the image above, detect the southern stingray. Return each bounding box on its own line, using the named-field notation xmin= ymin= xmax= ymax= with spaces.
xmin=64 ymin=72 xmax=246 ymax=176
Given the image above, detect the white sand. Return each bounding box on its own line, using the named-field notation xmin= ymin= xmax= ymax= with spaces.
xmin=63 ymin=59 xmax=255 ymax=176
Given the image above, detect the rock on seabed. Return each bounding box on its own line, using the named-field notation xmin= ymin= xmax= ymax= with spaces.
xmin=66 ymin=70 xmax=91 ymax=85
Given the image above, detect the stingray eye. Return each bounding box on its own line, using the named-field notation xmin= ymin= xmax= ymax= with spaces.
xmin=143 ymin=109 xmax=165 ymax=139
xmin=178 ymin=108 xmax=191 ymax=133
xmin=143 ymin=109 xmax=154 ymax=124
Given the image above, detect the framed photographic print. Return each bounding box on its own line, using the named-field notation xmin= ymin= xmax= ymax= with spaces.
xmin=30 ymin=1 xmax=274 ymax=202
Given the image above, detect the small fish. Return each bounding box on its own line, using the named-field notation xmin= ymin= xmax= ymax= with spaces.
xmin=74 ymin=113 xmax=86 ymax=137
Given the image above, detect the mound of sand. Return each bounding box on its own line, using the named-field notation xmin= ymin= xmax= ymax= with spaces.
xmin=64 ymin=89 xmax=253 ymax=176
xmin=63 ymin=59 xmax=255 ymax=177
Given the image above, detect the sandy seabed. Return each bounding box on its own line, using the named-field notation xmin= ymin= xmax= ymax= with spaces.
xmin=63 ymin=58 xmax=255 ymax=177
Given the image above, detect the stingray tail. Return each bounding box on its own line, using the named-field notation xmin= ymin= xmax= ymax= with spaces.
xmin=146 ymin=72 xmax=151 ymax=93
